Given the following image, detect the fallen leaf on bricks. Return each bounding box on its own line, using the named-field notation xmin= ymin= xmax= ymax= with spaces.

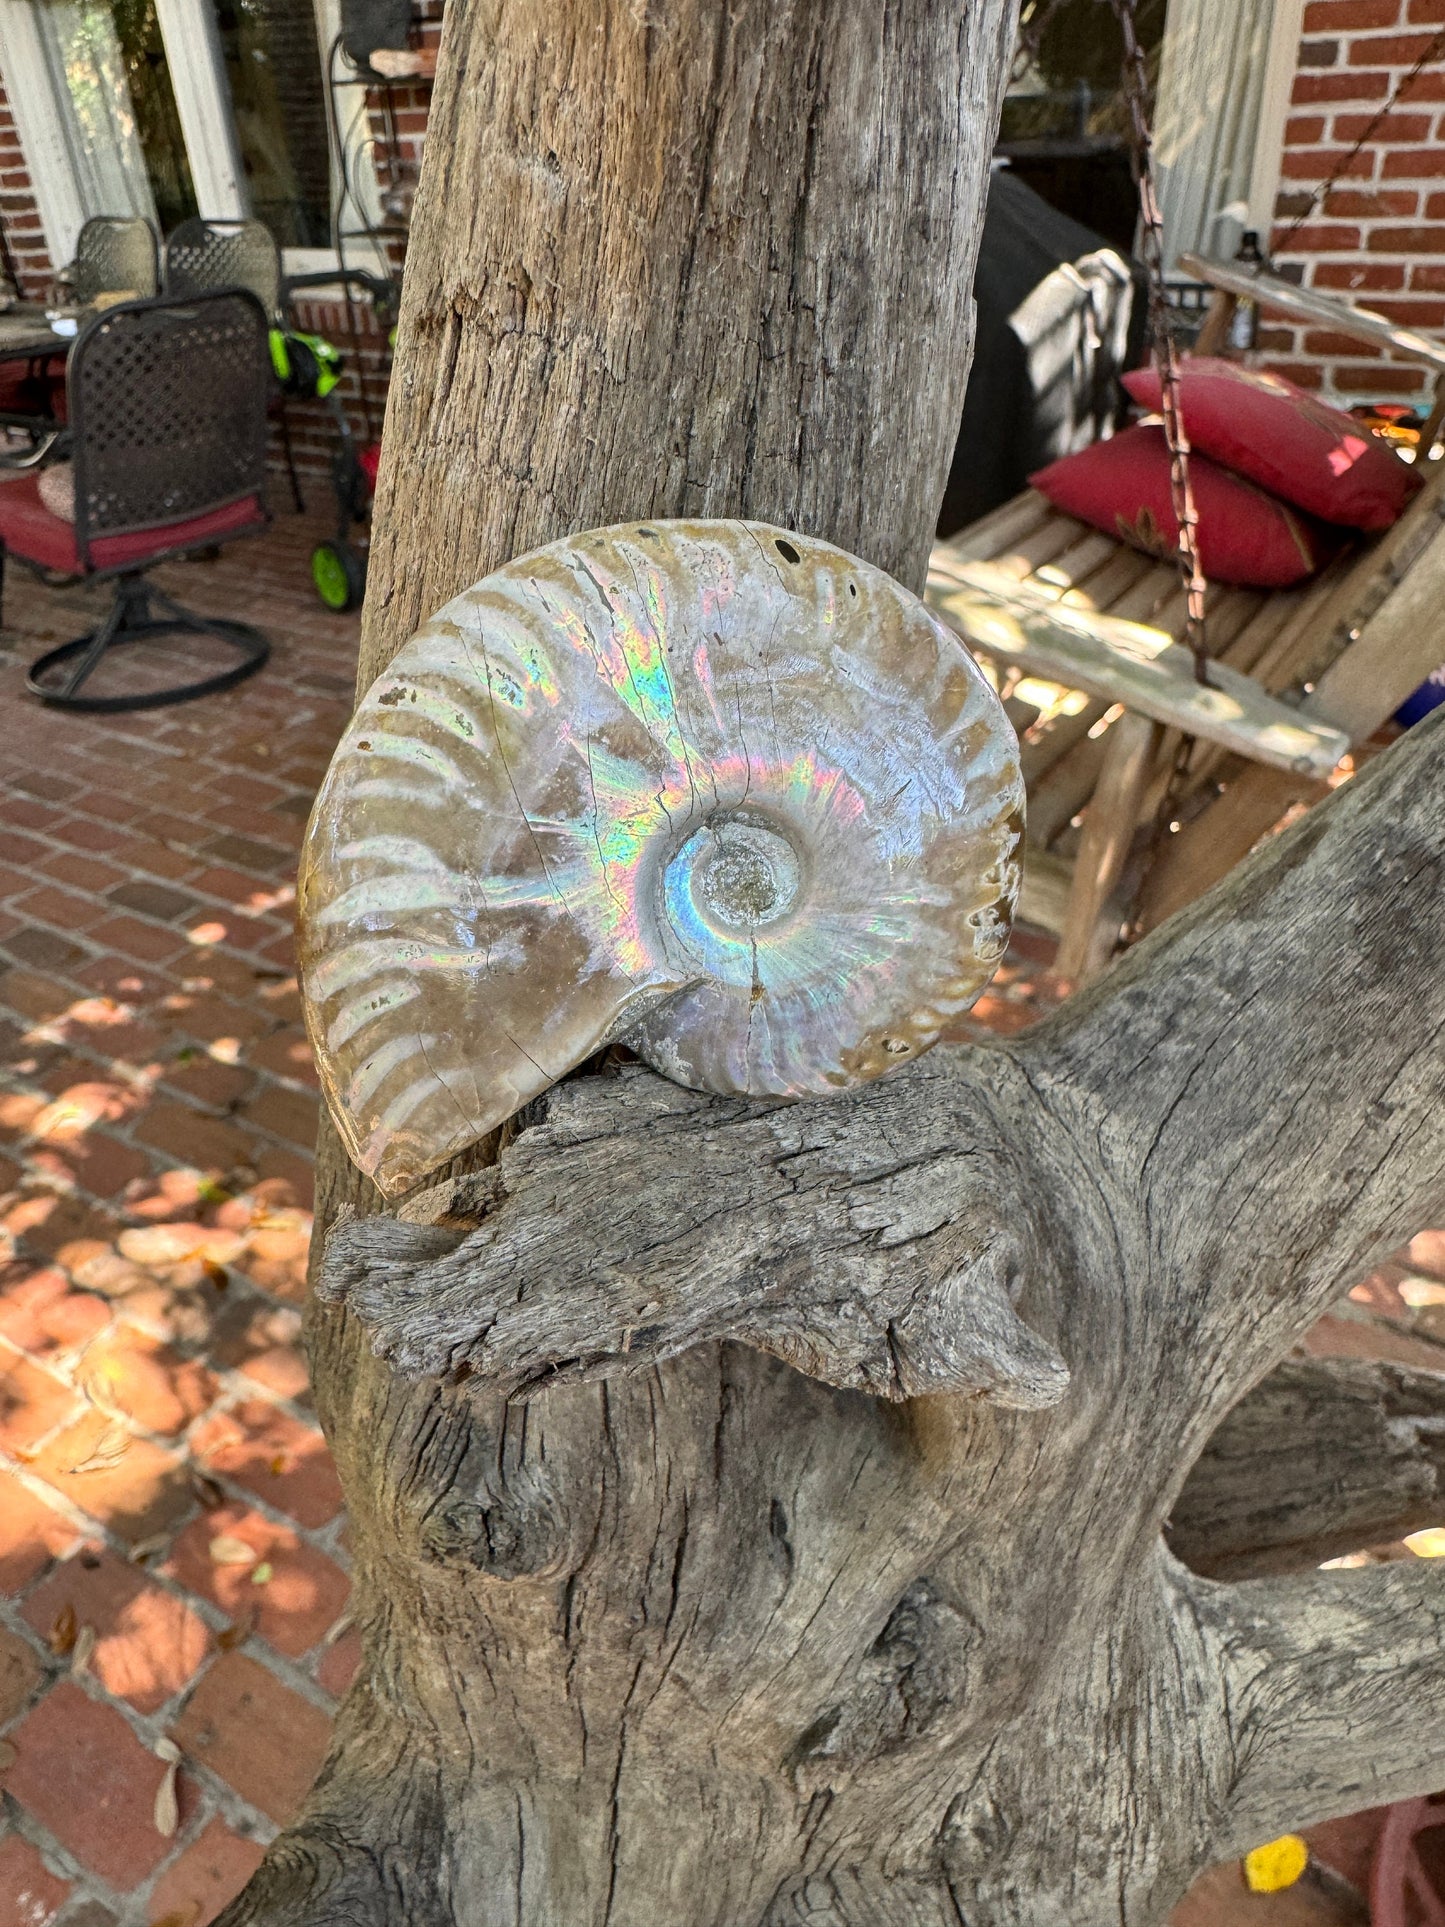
xmin=191 ymin=1472 xmax=225 ymax=1510
xmin=48 ymin=1602 xmax=77 ymax=1656
xmin=209 ymin=1534 xmax=256 ymax=1567
xmin=154 ymin=1758 xmax=180 ymax=1837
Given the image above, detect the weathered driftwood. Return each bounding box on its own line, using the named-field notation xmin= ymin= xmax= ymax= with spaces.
xmin=220 ymin=4 xmax=1445 ymax=1923
xmin=1170 ymin=1355 xmax=1445 ymax=1579
xmin=236 ymin=703 xmax=1445 ymax=1927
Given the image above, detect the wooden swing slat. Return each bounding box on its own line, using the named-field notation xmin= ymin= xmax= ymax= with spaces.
xmin=989 ymin=513 xmax=1093 ymax=579
xmin=947 ymin=488 xmax=1055 ymax=562
xmin=1027 ymin=723 xmax=1115 ymax=847
xmin=926 ymin=555 xmax=1350 ymax=778
xmin=1138 ymin=495 xmax=1445 ymax=931
xmin=1058 ymin=543 xmax=1158 ymax=613
xmin=1019 ymin=697 xmax=1112 ymax=785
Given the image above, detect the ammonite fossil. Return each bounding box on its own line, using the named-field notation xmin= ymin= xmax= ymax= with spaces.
xmin=298 ymin=520 xmax=1023 ymax=1196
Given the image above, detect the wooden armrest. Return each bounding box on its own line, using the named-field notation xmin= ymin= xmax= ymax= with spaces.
xmin=1179 ymin=252 xmax=1445 ymax=376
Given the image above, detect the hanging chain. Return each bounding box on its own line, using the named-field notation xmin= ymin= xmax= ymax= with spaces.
xmin=1011 ymin=0 xmax=1075 ymax=84
xmin=1108 ymin=0 xmax=1211 ymax=684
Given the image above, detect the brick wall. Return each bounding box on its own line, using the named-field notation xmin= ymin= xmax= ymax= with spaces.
xmin=1264 ymin=0 xmax=1445 ymax=406
xmin=0 ymin=71 xmax=53 ymax=300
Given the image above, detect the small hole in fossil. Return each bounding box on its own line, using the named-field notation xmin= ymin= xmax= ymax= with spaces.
xmin=882 ymin=1037 xmax=910 ymax=1055
xmin=357 ymin=740 xmax=372 ymax=750
xmin=775 ymin=537 xmax=801 ymax=565
xmin=848 ymin=581 xmax=858 ymax=597
xmin=637 ymin=527 xmax=659 ymax=538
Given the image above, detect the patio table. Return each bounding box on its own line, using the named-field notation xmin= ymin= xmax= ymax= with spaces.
xmin=0 ymin=306 xmax=81 ymax=361
xmin=0 ymin=304 xmax=82 ymax=441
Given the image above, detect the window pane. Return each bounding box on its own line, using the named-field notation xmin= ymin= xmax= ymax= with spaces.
xmin=210 ymin=0 xmax=332 ymax=249
xmin=110 ymin=0 xmax=197 ymax=232
xmin=35 ymin=0 xmax=196 ymax=233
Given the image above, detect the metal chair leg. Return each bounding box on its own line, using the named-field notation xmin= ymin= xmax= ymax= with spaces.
xmin=55 ymin=581 xmax=130 ymax=700
xmin=27 ymin=571 xmax=269 ymax=713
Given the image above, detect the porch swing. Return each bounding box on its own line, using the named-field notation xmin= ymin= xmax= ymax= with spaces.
xmin=927 ymin=0 xmax=1445 ymax=981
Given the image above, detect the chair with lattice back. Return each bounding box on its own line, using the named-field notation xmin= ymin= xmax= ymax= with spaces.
xmin=163 ymin=217 xmax=282 ymax=316
xmin=0 ymin=288 xmax=273 ymax=711
xmin=163 ymin=215 xmax=307 ymax=511
xmin=59 ymin=215 xmax=159 ymax=306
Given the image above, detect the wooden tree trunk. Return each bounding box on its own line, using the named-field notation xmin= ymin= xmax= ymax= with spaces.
xmin=222 ymin=6 xmax=1445 ymax=1925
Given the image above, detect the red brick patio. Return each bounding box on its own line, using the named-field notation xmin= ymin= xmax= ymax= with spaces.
xmin=0 ymin=507 xmax=357 ymax=1926
xmin=0 ymin=503 xmax=1442 ymax=1925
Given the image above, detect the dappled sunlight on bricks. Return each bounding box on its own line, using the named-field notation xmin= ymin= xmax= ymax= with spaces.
xmin=0 ymin=510 xmax=356 ymax=1921
xmin=164 ymin=1503 xmax=350 ymax=1659
xmin=21 ymin=1551 xmax=211 ymax=1713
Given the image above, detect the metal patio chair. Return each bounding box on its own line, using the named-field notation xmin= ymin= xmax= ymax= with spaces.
xmin=58 ymin=214 xmax=160 ymax=306
xmin=164 ymin=215 xmax=304 ymax=510
xmin=0 ymin=288 xmax=273 ymax=712
xmin=164 ymin=216 xmax=282 ymax=315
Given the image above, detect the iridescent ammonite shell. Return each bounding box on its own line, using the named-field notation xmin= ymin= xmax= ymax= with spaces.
xmin=298 ymin=521 xmax=1023 ymax=1196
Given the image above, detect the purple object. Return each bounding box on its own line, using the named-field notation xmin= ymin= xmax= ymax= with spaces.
xmin=1395 ymin=664 xmax=1445 ymax=729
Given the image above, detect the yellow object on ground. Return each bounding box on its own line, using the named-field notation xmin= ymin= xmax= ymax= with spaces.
xmin=1242 ymin=1835 xmax=1310 ymax=1893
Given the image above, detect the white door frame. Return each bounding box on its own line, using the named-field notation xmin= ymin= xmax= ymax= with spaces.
xmin=153 ymin=0 xmax=247 ymax=220
xmin=0 ymin=0 xmax=88 ymax=264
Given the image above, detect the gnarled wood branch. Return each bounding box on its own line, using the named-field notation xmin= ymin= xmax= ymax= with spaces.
xmin=1171 ymin=1354 xmax=1445 ymax=1578
xmin=285 ymin=713 xmax=1445 ymax=1927
xmin=1217 ymin=1558 xmax=1445 ymax=1852
xmin=317 ymin=1054 xmax=1072 ymax=1407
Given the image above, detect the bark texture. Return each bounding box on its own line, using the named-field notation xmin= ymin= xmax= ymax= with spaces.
xmin=224 ymin=4 xmax=1445 ymax=1924
xmin=1170 ymin=1356 xmax=1445 ymax=1579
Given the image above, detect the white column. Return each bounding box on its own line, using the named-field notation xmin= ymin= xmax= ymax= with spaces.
xmin=153 ymin=0 xmax=248 ymax=219
xmin=0 ymin=0 xmax=88 ymax=264
xmin=1248 ymin=0 xmax=1308 ymax=240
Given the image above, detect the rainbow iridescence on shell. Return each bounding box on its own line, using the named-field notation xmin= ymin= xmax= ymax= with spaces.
xmin=298 ymin=521 xmax=1024 ymax=1196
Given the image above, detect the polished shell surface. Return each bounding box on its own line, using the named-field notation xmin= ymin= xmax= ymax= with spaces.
xmin=298 ymin=520 xmax=1023 ymax=1196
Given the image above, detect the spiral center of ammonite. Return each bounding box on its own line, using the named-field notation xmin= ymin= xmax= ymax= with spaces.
xmin=688 ymin=819 xmax=801 ymax=934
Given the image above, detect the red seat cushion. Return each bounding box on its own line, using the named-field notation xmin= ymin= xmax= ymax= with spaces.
xmin=1029 ymin=424 xmax=1338 ymax=588
xmin=1123 ymin=356 xmax=1421 ymax=532
xmin=0 ymin=475 xmax=265 ymax=574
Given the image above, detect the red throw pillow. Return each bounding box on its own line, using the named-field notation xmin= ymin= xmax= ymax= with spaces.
xmin=1029 ymin=424 xmax=1337 ymax=588
xmin=1123 ymin=357 xmax=1421 ymax=532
